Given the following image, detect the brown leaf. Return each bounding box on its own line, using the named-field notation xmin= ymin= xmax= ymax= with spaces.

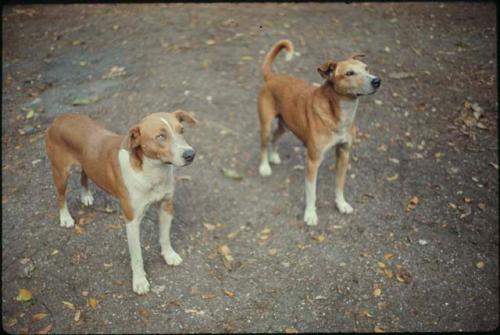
xmin=374 ymin=325 xmax=385 ymax=333
xmin=383 ymin=269 xmax=393 ymax=279
xmin=201 ymin=292 xmax=215 ymax=300
xmin=5 ymin=318 xmax=17 ymax=327
xmin=33 ymin=313 xmax=48 ymax=321
xmin=74 ymin=310 xmax=81 ymax=323
xmin=362 ymin=310 xmax=373 ymax=318
xmin=377 ymin=261 xmax=386 ymax=269
xmin=62 ymin=301 xmax=75 ymax=310
xmin=139 ymin=308 xmax=150 ymax=319
xmin=268 ymin=248 xmax=278 ymax=256
xmin=203 ymin=223 xmax=217 ymax=231
xmin=223 ymin=289 xmax=235 ymax=298
xmin=395 ymin=270 xmax=412 ymax=284
xmin=383 ymin=253 xmax=395 ymax=260
xmin=74 ymin=225 xmax=85 ymax=235
xmin=406 ymin=196 xmax=419 ymax=212
xmin=36 ymin=323 xmax=53 ymax=334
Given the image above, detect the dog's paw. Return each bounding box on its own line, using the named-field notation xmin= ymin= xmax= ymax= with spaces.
xmin=132 ymin=274 xmax=150 ymax=295
xmin=304 ymin=208 xmax=318 ymax=226
xmin=162 ymin=250 xmax=183 ymax=266
xmin=269 ymin=152 xmax=281 ymax=165
xmin=259 ymin=162 xmax=272 ymax=177
xmin=59 ymin=211 xmax=75 ymax=228
xmin=336 ymin=200 xmax=353 ymax=214
xmin=80 ymin=191 xmax=94 ymax=207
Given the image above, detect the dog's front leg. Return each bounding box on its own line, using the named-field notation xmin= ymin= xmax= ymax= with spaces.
xmin=335 ymin=143 xmax=353 ymax=214
xmin=125 ymin=213 xmax=150 ymax=295
xmin=158 ymin=198 xmax=183 ymax=266
xmin=304 ymin=151 xmax=322 ymax=226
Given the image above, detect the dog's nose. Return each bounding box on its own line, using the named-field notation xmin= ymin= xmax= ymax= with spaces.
xmin=371 ymin=77 xmax=381 ymax=88
xmin=182 ymin=149 xmax=195 ymax=162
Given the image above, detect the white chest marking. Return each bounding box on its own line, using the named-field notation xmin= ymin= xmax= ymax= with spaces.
xmin=119 ymin=149 xmax=174 ymax=215
xmin=324 ymin=99 xmax=359 ymax=152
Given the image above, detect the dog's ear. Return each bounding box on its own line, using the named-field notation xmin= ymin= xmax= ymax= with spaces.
xmin=317 ymin=60 xmax=337 ymax=80
xmin=173 ymin=110 xmax=198 ymax=127
xmin=126 ymin=125 xmax=141 ymax=150
xmin=351 ymin=53 xmax=365 ymax=61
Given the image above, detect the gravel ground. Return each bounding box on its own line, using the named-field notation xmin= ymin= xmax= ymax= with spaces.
xmin=2 ymin=3 xmax=498 ymax=333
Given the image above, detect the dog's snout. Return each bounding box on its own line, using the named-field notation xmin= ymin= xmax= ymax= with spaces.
xmin=371 ymin=77 xmax=381 ymax=88
xmin=182 ymin=149 xmax=195 ymax=162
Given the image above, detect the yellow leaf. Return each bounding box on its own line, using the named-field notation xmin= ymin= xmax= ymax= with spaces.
xmin=377 ymin=261 xmax=386 ymax=269
xmin=285 ymin=327 xmax=298 ymax=333
xmin=223 ymin=289 xmax=235 ymax=298
xmin=16 ymin=288 xmax=33 ymax=302
xmin=62 ymin=301 xmax=75 ymax=310
xmin=241 ymin=56 xmax=254 ymax=61
xmin=33 ymin=313 xmax=48 ymax=321
xmin=296 ymin=242 xmax=305 ymax=250
xmin=406 ymin=196 xmax=419 ymax=211
xmin=201 ymin=293 xmax=215 ymax=300
xmin=374 ymin=325 xmax=385 ymax=333
xmin=109 ymin=224 xmax=121 ymax=230
xmin=261 ymin=228 xmax=271 ymax=234
xmin=383 ymin=269 xmax=393 ymax=279
xmin=362 ymin=310 xmax=373 ymax=318
xmin=386 ymin=173 xmax=399 ymax=181
xmin=88 ymin=298 xmax=98 ymax=309
xmin=312 ymin=233 xmax=326 ymax=242
xmin=5 ymin=318 xmax=17 ymax=327
xmin=268 ymin=248 xmax=278 ymax=256
xmin=26 ymin=110 xmax=35 ymax=119
xmin=383 ymin=253 xmax=395 ymax=260
xmin=373 ymin=288 xmax=382 ymax=297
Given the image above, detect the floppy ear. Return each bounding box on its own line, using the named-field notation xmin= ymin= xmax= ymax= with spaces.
xmin=351 ymin=53 xmax=365 ymax=60
xmin=126 ymin=125 xmax=141 ymax=151
xmin=317 ymin=60 xmax=337 ymax=80
xmin=173 ymin=110 xmax=198 ymax=127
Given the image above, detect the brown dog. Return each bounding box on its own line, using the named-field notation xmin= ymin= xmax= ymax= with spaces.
xmin=45 ymin=111 xmax=197 ymax=294
xmin=257 ymin=40 xmax=381 ymax=226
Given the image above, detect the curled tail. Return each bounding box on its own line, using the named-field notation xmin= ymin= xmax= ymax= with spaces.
xmin=262 ymin=39 xmax=294 ymax=82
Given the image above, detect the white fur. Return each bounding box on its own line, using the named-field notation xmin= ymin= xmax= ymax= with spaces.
xmin=119 ymin=149 xmax=179 ymax=295
xmin=159 ymin=209 xmax=183 ymax=266
xmin=269 ymin=151 xmax=281 ymax=165
xmin=80 ymin=188 xmax=94 ymax=206
xmin=259 ymin=161 xmax=272 ymax=177
xmin=285 ymin=51 xmax=293 ymax=62
xmin=59 ymin=202 xmax=75 ymax=228
xmin=160 ymin=117 xmax=193 ymax=166
xmin=304 ymin=179 xmax=318 ymax=226
xmin=335 ymin=189 xmax=353 ymax=214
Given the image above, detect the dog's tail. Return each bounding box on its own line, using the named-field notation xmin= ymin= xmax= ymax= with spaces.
xmin=262 ymin=39 xmax=294 ymax=82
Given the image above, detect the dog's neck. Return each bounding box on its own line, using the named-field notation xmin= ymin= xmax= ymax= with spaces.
xmin=319 ymin=82 xmax=359 ymax=132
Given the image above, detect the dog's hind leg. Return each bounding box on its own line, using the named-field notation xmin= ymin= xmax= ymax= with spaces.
xmin=49 ymin=157 xmax=75 ymax=228
xmin=257 ymin=90 xmax=276 ymax=177
xmin=80 ymin=170 xmax=94 ymax=207
xmin=270 ymin=119 xmax=286 ymax=165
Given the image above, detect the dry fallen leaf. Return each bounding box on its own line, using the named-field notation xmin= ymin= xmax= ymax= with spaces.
xmin=268 ymin=248 xmax=278 ymax=256
xmin=406 ymin=196 xmax=419 ymax=212
xmin=176 ymin=175 xmax=192 ymax=182
xmin=201 ymin=292 xmax=215 ymax=300
xmin=139 ymin=308 xmax=150 ymax=319
xmin=374 ymin=325 xmax=385 ymax=333
xmin=383 ymin=269 xmax=393 ymax=279
xmin=203 ymin=223 xmax=217 ymax=231
xmin=476 ymin=261 xmax=485 ymax=269
xmin=74 ymin=310 xmax=81 ymax=323
xmin=386 ymin=173 xmax=399 ymax=182
xmin=373 ymin=288 xmax=382 ymax=297
xmin=223 ymin=289 xmax=235 ymax=298
xmin=284 ymin=327 xmax=299 ymax=333
xmin=36 ymin=323 xmax=53 ymax=334
xmin=362 ymin=310 xmax=373 ymax=318
xmin=296 ymin=242 xmax=305 ymax=250
xmin=74 ymin=225 xmax=85 ymax=235
xmin=5 ymin=318 xmax=17 ymax=327
xmin=395 ymin=270 xmax=412 ymax=284
xmin=312 ymin=233 xmax=326 ymax=242
xmin=221 ymin=167 xmax=243 ymax=180
xmin=377 ymin=261 xmax=386 ymax=269
xmin=16 ymin=288 xmax=33 ymax=302
xmin=33 ymin=313 xmax=48 ymax=321
xmin=62 ymin=301 xmax=75 ymax=310
xmin=88 ymin=298 xmax=98 ymax=310
xmin=383 ymin=253 xmax=395 ymax=260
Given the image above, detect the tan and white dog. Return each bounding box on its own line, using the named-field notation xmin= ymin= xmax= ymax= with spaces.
xmin=45 ymin=111 xmax=198 ymax=294
xmin=257 ymin=40 xmax=381 ymax=226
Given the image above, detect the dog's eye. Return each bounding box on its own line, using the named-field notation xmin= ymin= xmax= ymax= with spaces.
xmin=156 ymin=134 xmax=166 ymax=142
xmin=346 ymin=70 xmax=355 ymax=76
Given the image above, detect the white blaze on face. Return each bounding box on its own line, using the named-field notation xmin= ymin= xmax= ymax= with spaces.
xmin=160 ymin=117 xmax=193 ymax=166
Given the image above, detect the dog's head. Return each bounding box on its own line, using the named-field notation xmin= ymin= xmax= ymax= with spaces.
xmin=317 ymin=54 xmax=381 ymax=97
xmin=126 ymin=110 xmax=198 ymax=167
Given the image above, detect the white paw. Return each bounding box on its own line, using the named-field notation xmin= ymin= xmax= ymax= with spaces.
xmin=336 ymin=200 xmax=353 ymax=214
xmin=304 ymin=208 xmax=318 ymax=226
xmin=80 ymin=191 xmax=94 ymax=207
xmin=259 ymin=162 xmax=272 ymax=177
xmin=132 ymin=274 xmax=150 ymax=295
xmin=162 ymin=250 xmax=183 ymax=266
xmin=60 ymin=211 xmax=75 ymax=228
xmin=269 ymin=152 xmax=281 ymax=165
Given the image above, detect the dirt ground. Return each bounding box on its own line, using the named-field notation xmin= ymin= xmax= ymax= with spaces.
xmin=1 ymin=3 xmax=498 ymax=333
